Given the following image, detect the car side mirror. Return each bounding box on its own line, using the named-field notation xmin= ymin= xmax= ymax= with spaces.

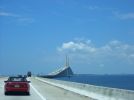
xmin=27 ymin=81 xmax=31 ymax=83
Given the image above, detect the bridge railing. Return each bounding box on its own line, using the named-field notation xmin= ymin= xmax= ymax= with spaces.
xmin=36 ymin=77 xmax=134 ymax=100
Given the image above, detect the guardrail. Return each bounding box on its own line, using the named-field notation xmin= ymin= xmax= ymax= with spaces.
xmin=36 ymin=77 xmax=134 ymax=100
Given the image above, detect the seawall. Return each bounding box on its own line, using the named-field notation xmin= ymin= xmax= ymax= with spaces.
xmin=36 ymin=77 xmax=134 ymax=100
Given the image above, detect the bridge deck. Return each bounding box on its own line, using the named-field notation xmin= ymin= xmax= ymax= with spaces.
xmin=0 ymin=77 xmax=93 ymax=100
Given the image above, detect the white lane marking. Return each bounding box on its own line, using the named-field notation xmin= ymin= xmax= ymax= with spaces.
xmin=30 ymin=84 xmax=47 ymax=100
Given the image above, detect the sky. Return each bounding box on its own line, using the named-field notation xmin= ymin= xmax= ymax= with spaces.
xmin=0 ymin=0 xmax=134 ymax=75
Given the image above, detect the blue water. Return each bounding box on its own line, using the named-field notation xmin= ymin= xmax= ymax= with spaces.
xmin=55 ymin=74 xmax=134 ymax=90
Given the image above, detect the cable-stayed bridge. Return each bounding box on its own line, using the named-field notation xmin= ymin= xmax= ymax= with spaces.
xmin=39 ymin=56 xmax=73 ymax=78
xmin=0 ymin=56 xmax=134 ymax=100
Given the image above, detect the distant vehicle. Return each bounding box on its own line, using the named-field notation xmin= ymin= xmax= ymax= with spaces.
xmin=18 ymin=75 xmax=23 ymax=77
xmin=4 ymin=76 xmax=30 ymax=95
xmin=24 ymin=75 xmax=27 ymax=78
xmin=27 ymin=71 xmax=32 ymax=77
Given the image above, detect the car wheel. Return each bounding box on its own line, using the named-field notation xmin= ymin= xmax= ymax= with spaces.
xmin=5 ymin=92 xmax=8 ymax=95
xmin=26 ymin=92 xmax=30 ymax=95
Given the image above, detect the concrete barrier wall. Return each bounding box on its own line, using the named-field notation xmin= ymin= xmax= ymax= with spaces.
xmin=36 ymin=77 xmax=134 ymax=100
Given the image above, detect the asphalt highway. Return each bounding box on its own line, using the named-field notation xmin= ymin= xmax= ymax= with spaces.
xmin=0 ymin=77 xmax=93 ymax=100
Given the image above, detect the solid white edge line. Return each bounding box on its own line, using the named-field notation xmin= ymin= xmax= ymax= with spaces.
xmin=30 ymin=83 xmax=47 ymax=100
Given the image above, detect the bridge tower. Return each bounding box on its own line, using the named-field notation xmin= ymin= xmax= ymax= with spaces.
xmin=65 ymin=55 xmax=69 ymax=68
xmin=40 ymin=55 xmax=74 ymax=78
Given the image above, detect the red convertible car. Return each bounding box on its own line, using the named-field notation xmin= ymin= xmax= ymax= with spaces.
xmin=4 ymin=76 xmax=30 ymax=95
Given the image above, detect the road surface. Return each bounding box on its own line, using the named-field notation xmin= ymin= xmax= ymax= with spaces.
xmin=0 ymin=77 xmax=93 ymax=100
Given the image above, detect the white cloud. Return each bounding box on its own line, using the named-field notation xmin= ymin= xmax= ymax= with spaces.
xmin=18 ymin=18 xmax=35 ymax=24
xmin=88 ymin=6 xmax=99 ymax=10
xmin=57 ymin=39 xmax=134 ymax=68
xmin=0 ymin=11 xmax=19 ymax=17
xmin=120 ymin=13 xmax=134 ymax=19
xmin=0 ymin=11 xmax=34 ymax=24
xmin=130 ymin=54 xmax=134 ymax=58
xmin=114 ymin=12 xmax=134 ymax=20
xmin=0 ymin=12 xmax=10 ymax=16
xmin=109 ymin=40 xmax=121 ymax=45
xmin=58 ymin=39 xmax=96 ymax=53
xmin=99 ymin=64 xmax=105 ymax=68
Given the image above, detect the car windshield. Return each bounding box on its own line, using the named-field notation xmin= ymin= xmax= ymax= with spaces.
xmin=8 ymin=77 xmax=26 ymax=82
